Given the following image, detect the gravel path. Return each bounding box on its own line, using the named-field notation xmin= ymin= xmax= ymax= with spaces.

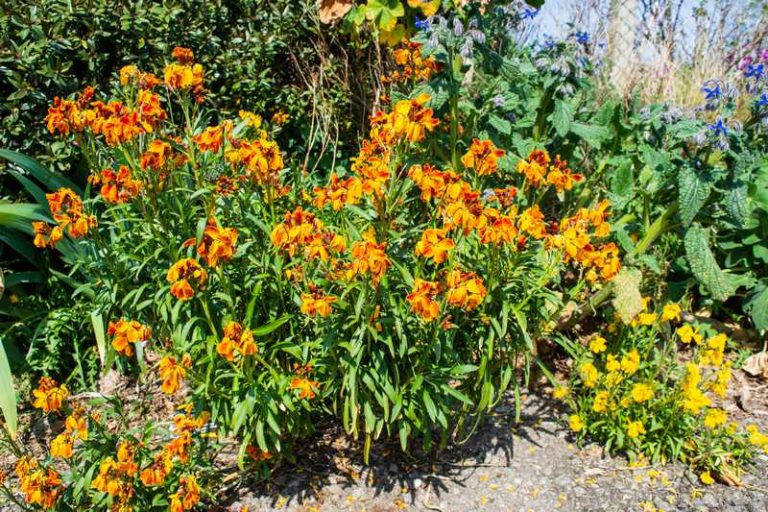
xmin=230 ymin=393 xmax=768 ymax=512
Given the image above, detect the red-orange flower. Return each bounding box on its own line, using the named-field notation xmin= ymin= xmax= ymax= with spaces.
xmin=158 ymin=354 xmax=192 ymax=394
xmin=216 ymin=322 xmax=257 ymax=361
xmin=167 ymin=258 xmax=208 ymax=300
xmin=461 ymin=138 xmax=505 ymax=176
xmin=108 ymin=319 xmax=151 ymax=357
xmin=414 ymin=228 xmax=455 ymax=264
xmin=195 ymin=219 xmax=238 ymax=267
xmin=32 ymin=377 xmax=68 ymax=413
xmin=289 ymin=377 xmax=319 ymax=399
xmin=300 ymin=290 xmax=337 ymax=317
xmin=445 ymin=270 xmax=487 ymax=311
xmin=406 ymin=279 xmax=441 ymax=322
xmin=89 ymin=165 xmax=142 ymax=204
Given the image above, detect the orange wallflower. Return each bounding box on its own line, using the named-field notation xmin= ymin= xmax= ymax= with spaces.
xmin=461 ymin=138 xmax=505 ymax=176
xmin=170 ymin=475 xmax=201 ymax=512
xmin=108 ymin=319 xmax=151 ymax=357
xmin=64 ymin=408 xmax=89 ymax=441
xmin=164 ymin=63 xmax=204 ymax=90
xmin=517 ymin=205 xmax=548 ymax=239
xmin=477 ymin=207 xmax=518 ymax=245
xmin=300 ymin=290 xmax=337 ymax=317
xmin=172 ymin=47 xmax=195 ymax=64
xmin=517 ymin=149 xmax=550 ymax=187
xmin=89 ymin=165 xmax=142 ymax=204
xmin=167 ymin=258 xmax=208 ymax=300
xmin=216 ymin=322 xmax=257 ymax=361
xmin=140 ymin=452 xmax=173 ymax=486
xmin=546 ymin=155 xmax=583 ymax=193
xmin=348 ymin=230 xmax=390 ymax=285
xmin=119 ymin=65 xmax=161 ymax=89
xmin=42 ymin=187 xmax=97 ymax=242
xmin=446 ymin=270 xmax=487 ymax=311
xmin=192 ymin=124 xmax=225 ymax=153
xmin=226 ymin=135 xmax=284 ymax=188
xmin=385 ymin=40 xmax=441 ymax=83
xmin=16 ymin=459 xmax=62 ymax=510
xmin=408 ymin=164 xmax=460 ymax=202
xmin=140 ymin=139 xmax=173 ymax=170
xmin=313 ymin=173 xmax=363 ymax=210
xmin=195 ymin=219 xmax=238 ymax=267
xmin=158 ymin=354 xmax=192 ymax=394
xmin=406 ymin=279 xmax=441 ymax=322
xmin=414 ymin=228 xmax=455 ymax=264
xmin=289 ymin=377 xmax=319 ymax=399
xmin=49 ymin=434 xmax=74 ymax=459
xmin=32 ymin=222 xmax=64 ymax=249
xmin=32 ymin=377 xmax=68 ymax=413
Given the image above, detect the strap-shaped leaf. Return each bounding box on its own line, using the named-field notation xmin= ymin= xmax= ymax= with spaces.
xmin=684 ymin=224 xmax=737 ymax=301
xmin=0 ymin=341 xmax=17 ymax=439
xmin=678 ymin=166 xmax=710 ymax=226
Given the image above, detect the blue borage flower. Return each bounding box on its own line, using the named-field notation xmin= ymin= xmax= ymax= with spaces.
xmin=744 ymin=63 xmax=765 ymax=80
xmin=701 ymin=80 xmax=722 ymax=100
xmin=414 ymin=17 xmax=430 ymax=31
xmin=757 ymin=92 xmax=768 ymax=108
xmin=708 ymin=117 xmax=728 ymax=137
xmin=574 ymin=31 xmax=590 ymax=44
xmin=520 ymin=7 xmax=539 ymax=20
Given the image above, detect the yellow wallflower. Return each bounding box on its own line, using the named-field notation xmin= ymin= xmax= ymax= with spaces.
xmin=626 ymin=420 xmax=646 ymax=438
xmin=703 ymin=408 xmax=727 ymax=429
xmin=631 ymin=383 xmax=654 ymax=403
xmin=592 ymin=391 xmax=610 ymax=413
xmin=569 ymin=414 xmax=585 ymax=432
xmin=588 ymin=336 xmax=607 ymax=354
xmin=552 ymin=386 xmax=569 ymax=400
xmin=700 ymin=471 xmax=714 ymax=485
xmin=620 ymin=350 xmax=640 ymax=374
xmin=636 ymin=312 xmax=657 ymax=326
xmin=676 ymin=324 xmax=702 ymax=344
xmin=579 ymin=362 xmax=600 ymax=388
xmin=661 ymin=303 xmax=681 ymax=321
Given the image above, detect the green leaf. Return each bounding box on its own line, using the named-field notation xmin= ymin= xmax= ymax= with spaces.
xmin=570 ymin=122 xmax=610 ymax=148
xmin=744 ymin=285 xmax=768 ymax=330
xmin=0 ymin=149 xmax=82 ymax=195
xmin=0 ymin=340 xmax=18 ymax=439
xmin=609 ymin=159 xmax=634 ymax=209
xmin=678 ymin=166 xmax=710 ymax=226
xmin=684 ymin=224 xmax=737 ymax=302
xmin=725 ymin=183 xmax=750 ymax=228
xmin=488 ymin=114 xmax=512 ymax=136
xmin=550 ymin=99 xmax=573 ymax=137
xmin=91 ymin=311 xmax=108 ymax=368
xmin=251 ymin=315 xmax=290 ymax=336
xmin=0 ymin=203 xmax=50 ymax=231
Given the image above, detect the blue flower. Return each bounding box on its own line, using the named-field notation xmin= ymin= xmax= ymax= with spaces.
xmin=520 ymin=8 xmax=539 ymax=20
xmin=708 ymin=117 xmax=728 ymax=137
xmin=415 ymin=17 xmax=430 ymax=31
xmin=701 ymin=80 xmax=722 ymax=100
xmin=744 ymin=64 xmax=765 ymax=79
xmin=757 ymin=92 xmax=768 ymax=108
xmin=574 ymin=31 xmax=589 ymax=44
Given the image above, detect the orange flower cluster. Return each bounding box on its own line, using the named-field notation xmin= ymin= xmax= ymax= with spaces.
xmin=371 ymin=93 xmax=439 ymax=145
xmin=49 ymin=407 xmax=90 ymax=460
xmin=89 ymin=165 xmax=142 ymax=204
xmin=270 ymin=207 xmax=346 ymax=261
xmin=32 ymin=377 xmax=68 ymax=413
xmin=517 ymin=149 xmax=583 ymax=192
xmin=547 ymin=200 xmax=620 ymax=281
xmin=108 ymin=319 xmax=151 ymax=357
xmin=46 ymin=86 xmax=166 ymax=146
xmin=140 ymin=139 xmax=173 ymax=170
xmin=385 ymin=40 xmax=441 ymax=84
xmin=348 ymin=230 xmax=390 ymax=285
xmin=300 ymin=288 xmax=337 ymax=317
xmin=164 ymin=47 xmax=205 ymax=101
xmin=216 ymin=321 xmax=258 ymax=361
xmin=159 ymin=354 xmax=192 ymax=394
xmin=461 ymin=138 xmax=505 ymax=176
xmin=289 ymin=376 xmax=319 ymax=399
xmin=225 ymin=134 xmax=285 ymax=190
xmin=170 ymin=475 xmax=201 ymax=512
xmin=313 ymin=173 xmax=364 ymax=210
xmin=446 ymin=270 xmax=487 ymax=311
xmin=33 ymin=188 xmax=96 ymax=248
xmin=167 ymin=258 xmax=209 ymax=301
xmin=140 ymin=408 xmax=208 ymax=487
xmin=414 ymin=227 xmax=455 ymax=264
xmin=92 ymin=441 xmax=138 ymax=508
xmin=192 ymin=123 xmax=231 ymax=153
xmin=192 ymin=219 xmax=238 ymax=267
xmin=16 ymin=457 xmax=62 ymax=509
xmin=406 ymin=279 xmax=441 ymax=322
xmin=119 ymin=65 xmax=161 ymax=89
xmin=409 ymin=162 xmax=524 ymax=246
